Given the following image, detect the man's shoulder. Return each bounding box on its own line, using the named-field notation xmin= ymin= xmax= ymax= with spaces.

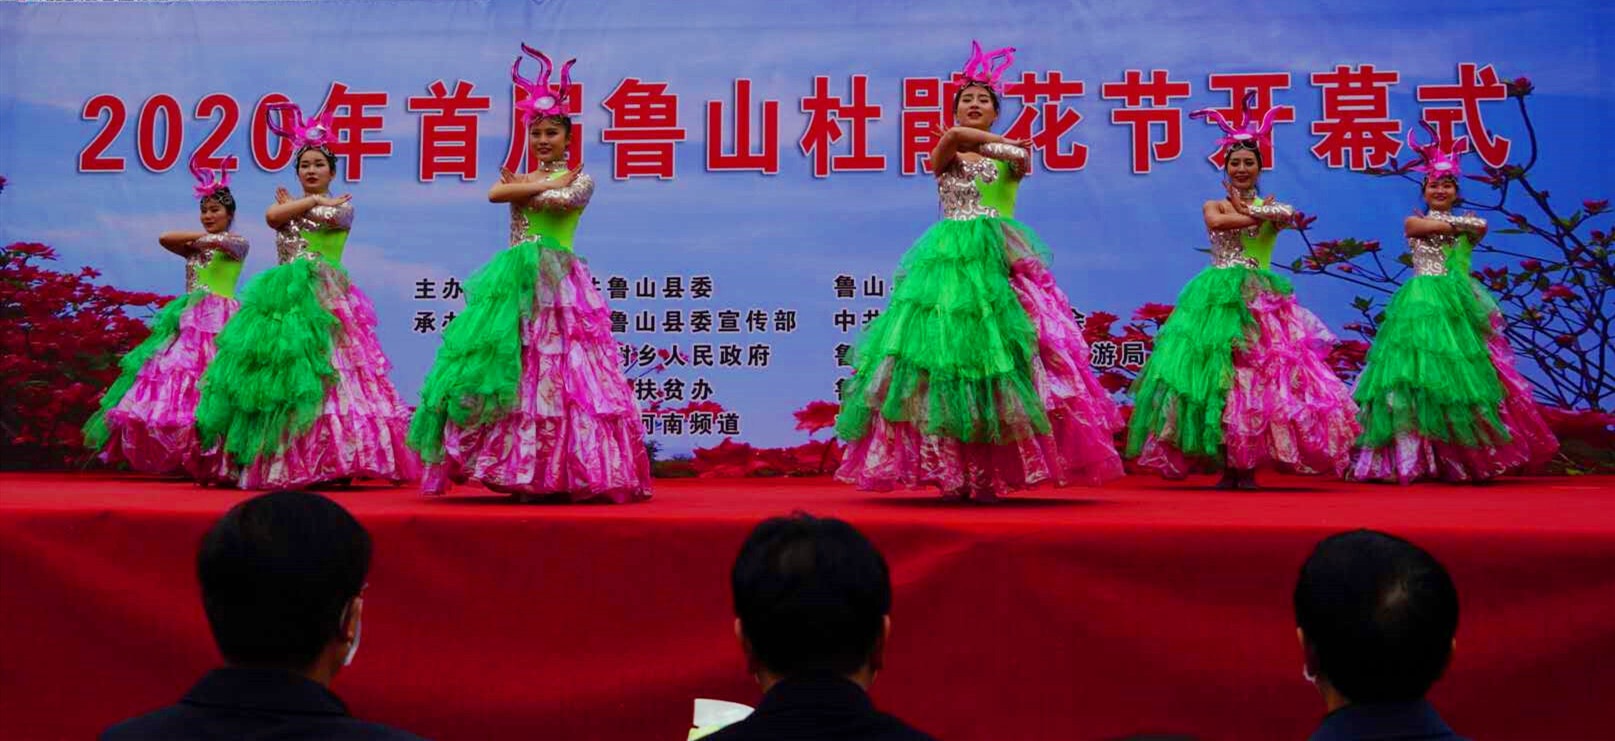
xmin=701 ymin=711 xmax=935 ymax=741
xmin=100 ymin=704 xmax=193 ymax=741
xmin=101 ymin=704 xmax=427 ymax=741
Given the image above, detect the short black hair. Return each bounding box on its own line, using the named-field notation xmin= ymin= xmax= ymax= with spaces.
xmin=198 ymin=491 xmax=372 ymax=670
xmin=529 ymin=114 xmax=574 ymax=137
xmin=732 ymin=513 xmax=892 ymax=677
xmin=1293 ymin=529 xmax=1459 ymax=703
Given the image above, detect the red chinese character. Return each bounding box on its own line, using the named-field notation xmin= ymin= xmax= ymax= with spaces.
xmin=1101 ymin=69 xmax=1191 ymax=174
xmin=1416 ymin=63 xmax=1511 ymax=168
xmin=1309 ymin=65 xmax=1402 ymax=170
xmin=406 ymin=80 xmax=492 ymax=182
xmin=798 ymin=75 xmax=886 ymax=178
xmin=1205 ymin=73 xmax=1295 ymax=168
xmin=899 ymin=77 xmax=950 ymax=175
xmin=706 ymin=79 xmax=779 ymax=174
xmin=315 ymin=82 xmax=392 ymax=181
xmin=502 ymin=80 xmax=583 ymax=173
xmin=1001 ymin=70 xmax=1087 ymax=171
xmin=601 ymin=78 xmax=687 ymax=180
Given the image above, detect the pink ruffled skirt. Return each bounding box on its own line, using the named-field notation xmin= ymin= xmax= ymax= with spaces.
xmin=99 ymin=293 xmax=237 ymax=479
xmin=423 ymin=253 xmax=652 ymax=502
xmin=1136 ymin=286 xmax=1360 ymax=478
xmin=1348 ymin=315 xmax=1559 ymax=483
xmin=836 ymin=226 xmax=1125 ymax=500
xmin=225 ymin=272 xmax=420 ymax=490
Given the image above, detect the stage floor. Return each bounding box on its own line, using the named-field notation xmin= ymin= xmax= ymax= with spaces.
xmin=3 ymin=472 xmax=1613 ymax=740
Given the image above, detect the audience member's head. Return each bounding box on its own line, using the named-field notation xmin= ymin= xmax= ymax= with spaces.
xmin=731 ymin=512 xmax=892 ymax=687
xmin=198 ymin=491 xmax=371 ymax=683
xmin=1293 ymin=529 xmax=1459 ymax=706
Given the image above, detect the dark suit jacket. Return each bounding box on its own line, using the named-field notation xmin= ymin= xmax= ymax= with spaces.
xmin=704 ymin=674 xmax=935 ymax=741
xmin=1308 ymin=700 xmax=1469 ymax=741
xmin=102 ymin=667 xmax=426 ymax=741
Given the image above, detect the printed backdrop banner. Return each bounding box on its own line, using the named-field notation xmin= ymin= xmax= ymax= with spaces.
xmin=2 ymin=0 xmax=1611 ymax=452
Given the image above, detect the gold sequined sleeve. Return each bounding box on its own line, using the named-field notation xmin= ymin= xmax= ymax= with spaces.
xmin=1436 ymin=210 xmax=1488 ymax=234
xmin=532 ymin=173 xmax=594 ymax=211
xmin=977 ymin=142 xmax=1029 ymax=178
xmin=1248 ymin=199 xmax=1296 ymax=226
xmin=193 ymin=232 xmax=250 ymax=260
xmin=307 ymin=201 xmax=355 ymax=230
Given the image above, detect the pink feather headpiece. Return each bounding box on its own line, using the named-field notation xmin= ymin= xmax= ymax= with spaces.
xmin=1190 ymin=92 xmax=1281 ymax=156
xmin=266 ymin=101 xmax=335 ymax=154
xmin=960 ymin=40 xmax=1016 ymax=92
xmin=189 ymin=154 xmax=231 ymax=200
xmin=512 ymin=43 xmax=576 ymax=125
xmin=1404 ymin=121 xmax=1469 ymax=182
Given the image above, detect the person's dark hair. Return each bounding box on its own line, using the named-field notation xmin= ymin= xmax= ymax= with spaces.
xmin=1293 ymin=529 xmax=1459 ymax=704
xmin=201 ymin=188 xmax=237 ymax=219
xmin=951 ymin=80 xmax=1001 ymax=117
xmin=732 ymin=512 xmax=891 ymax=677
xmin=529 ymin=114 xmax=575 ymax=137
xmin=294 ymin=144 xmax=338 ymax=175
xmin=198 ymin=491 xmax=371 ymax=670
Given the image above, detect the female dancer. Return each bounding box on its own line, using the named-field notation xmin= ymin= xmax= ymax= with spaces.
xmin=84 ymin=159 xmax=246 ymax=481
xmin=1126 ymin=96 xmax=1358 ymax=488
xmin=409 ymin=46 xmax=651 ymax=502
xmin=834 ymin=42 xmax=1125 ymax=501
xmin=1348 ymin=127 xmax=1557 ymax=482
xmin=196 ymin=103 xmax=418 ymax=489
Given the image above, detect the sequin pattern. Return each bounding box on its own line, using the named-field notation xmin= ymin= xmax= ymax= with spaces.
xmin=275 ymin=201 xmax=355 ymax=263
xmin=1406 ymin=210 xmax=1486 ymax=277
xmin=1206 ymin=192 xmax=1292 ymax=269
xmin=1208 ymin=225 xmax=1261 ymax=268
xmin=938 ymin=157 xmax=1001 ymax=221
xmin=509 ymin=174 xmax=596 ymax=246
xmin=979 ymin=142 xmax=1029 ymax=178
xmin=184 ymin=233 xmax=249 ymax=292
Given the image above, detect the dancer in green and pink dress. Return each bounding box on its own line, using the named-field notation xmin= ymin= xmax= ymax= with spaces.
xmin=834 ymin=42 xmax=1125 ymax=501
xmin=409 ymin=45 xmax=651 ymax=502
xmin=84 ymin=158 xmax=246 ymax=482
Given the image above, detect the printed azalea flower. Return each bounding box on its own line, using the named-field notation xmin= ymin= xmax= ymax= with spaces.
xmin=792 ymin=400 xmax=841 ymax=437
xmin=1097 ymin=371 xmax=1131 ymax=393
xmin=1131 ymin=302 xmax=1174 ymax=325
xmin=1081 ymin=311 xmax=1119 ymax=344
xmin=690 ymin=438 xmax=766 ymax=478
xmin=1583 ymin=199 xmax=1609 ymax=215
xmin=1327 ymin=340 xmax=1370 ymax=374
xmin=676 ymin=400 xmax=725 ymax=415
xmin=1505 ymin=76 xmax=1533 ymax=98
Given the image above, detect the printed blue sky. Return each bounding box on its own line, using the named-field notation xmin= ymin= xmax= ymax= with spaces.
xmin=2 ymin=0 xmax=1611 ymax=452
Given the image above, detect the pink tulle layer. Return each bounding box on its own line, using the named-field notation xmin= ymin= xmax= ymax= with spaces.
xmin=222 ymin=271 xmax=420 ymax=490
xmin=1348 ymin=315 xmax=1559 ymax=483
xmin=836 ymin=254 xmax=1125 ymax=499
xmin=1136 ymin=288 xmax=1360 ymax=478
xmin=423 ymin=256 xmax=652 ymax=502
xmin=99 ymin=293 xmax=237 ymax=479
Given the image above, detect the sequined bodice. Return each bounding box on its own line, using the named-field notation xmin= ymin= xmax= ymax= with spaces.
xmin=1208 ymin=223 xmax=1263 ymax=269
xmin=1408 ymin=210 xmax=1486 ymax=277
xmin=276 ymin=200 xmax=354 ymax=264
xmin=1207 ymin=193 xmax=1295 ymax=270
xmin=936 ymin=143 xmax=1027 ymax=221
xmin=184 ymin=232 xmax=249 ymax=295
xmin=508 ymin=171 xmax=594 ymax=249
